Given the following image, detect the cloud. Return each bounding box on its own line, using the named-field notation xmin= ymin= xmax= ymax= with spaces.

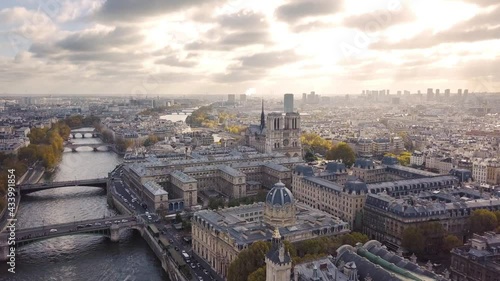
xmin=185 ymin=10 xmax=270 ymax=51
xmin=372 ymin=5 xmax=500 ymax=50
xmin=238 ymin=50 xmax=301 ymax=68
xmin=275 ymin=0 xmax=342 ymax=23
xmin=155 ymin=56 xmax=197 ymax=67
xmin=93 ymin=0 xmax=225 ymax=22
xmin=56 ymin=26 xmax=143 ymax=52
xmin=343 ymin=7 xmax=415 ymax=31
xmin=217 ymin=9 xmax=267 ymax=30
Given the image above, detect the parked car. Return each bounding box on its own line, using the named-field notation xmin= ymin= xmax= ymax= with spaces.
xmin=49 ymin=229 xmax=57 ymax=233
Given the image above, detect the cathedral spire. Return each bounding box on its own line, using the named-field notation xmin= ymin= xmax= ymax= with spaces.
xmin=260 ymin=99 xmax=265 ymax=130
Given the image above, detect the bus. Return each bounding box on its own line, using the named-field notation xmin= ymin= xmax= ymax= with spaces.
xmin=181 ymin=252 xmax=190 ymax=260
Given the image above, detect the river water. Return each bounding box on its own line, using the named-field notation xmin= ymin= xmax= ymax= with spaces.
xmin=0 ymin=128 xmax=167 ymax=281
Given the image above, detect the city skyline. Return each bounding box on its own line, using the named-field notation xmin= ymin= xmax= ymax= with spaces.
xmin=0 ymin=0 xmax=499 ymax=96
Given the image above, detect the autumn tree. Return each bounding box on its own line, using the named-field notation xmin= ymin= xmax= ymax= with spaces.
xmin=397 ymin=152 xmax=411 ymax=166
xmin=326 ymin=142 xmax=356 ymax=167
xmin=300 ymin=133 xmax=332 ymax=155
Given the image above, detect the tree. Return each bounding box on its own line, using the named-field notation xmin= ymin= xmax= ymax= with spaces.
xmin=402 ymin=227 xmax=425 ymax=255
xmin=300 ymin=133 xmax=332 ymax=155
xmin=397 ymin=152 xmax=411 ymax=166
xmin=227 ymin=241 xmax=270 ymax=281
xmin=248 ymin=266 xmax=266 ymax=281
xmin=175 ymin=212 xmax=182 ymax=223
xmin=326 ymin=142 xmax=356 ymax=166
xmin=341 ymin=232 xmax=369 ymax=246
xmin=143 ymin=135 xmax=159 ymax=147
xmin=304 ymin=149 xmax=316 ymax=162
xmin=468 ymin=209 xmax=498 ymax=235
xmin=443 ymin=235 xmax=462 ymax=253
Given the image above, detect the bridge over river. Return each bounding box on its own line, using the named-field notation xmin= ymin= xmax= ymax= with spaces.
xmin=18 ymin=178 xmax=108 ymax=195
xmin=0 ymin=215 xmax=142 ymax=260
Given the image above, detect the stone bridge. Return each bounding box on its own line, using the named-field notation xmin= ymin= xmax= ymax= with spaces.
xmin=0 ymin=215 xmax=142 ymax=261
xmin=18 ymin=178 xmax=108 ymax=195
xmin=65 ymin=142 xmax=113 ymax=152
xmin=70 ymin=130 xmax=101 ymax=139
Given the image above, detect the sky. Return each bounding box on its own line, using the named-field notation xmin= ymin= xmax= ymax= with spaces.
xmin=0 ymin=0 xmax=499 ymax=96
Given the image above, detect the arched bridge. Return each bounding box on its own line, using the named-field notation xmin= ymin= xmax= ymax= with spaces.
xmin=70 ymin=130 xmax=101 ymax=139
xmin=0 ymin=216 xmax=143 ymax=260
xmin=65 ymin=142 xmax=113 ymax=152
xmin=18 ymin=178 xmax=108 ymax=195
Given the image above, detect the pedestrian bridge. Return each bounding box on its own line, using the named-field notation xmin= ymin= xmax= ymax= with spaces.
xmin=2 ymin=215 xmax=142 ymax=251
xmin=18 ymin=178 xmax=108 ymax=195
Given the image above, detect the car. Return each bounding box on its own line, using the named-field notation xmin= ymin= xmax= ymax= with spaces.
xmin=169 ymin=239 xmax=174 ymax=243
xmin=145 ymin=211 xmax=150 ymax=216
xmin=203 ymin=269 xmax=208 ymax=275
xmin=197 ymin=262 xmax=200 ymax=268
xmin=190 ymin=263 xmax=196 ymax=269
xmin=132 ymin=206 xmax=136 ymax=210
xmin=77 ymin=225 xmax=84 ymax=229
xmin=174 ymin=246 xmax=179 ymax=251
xmin=86 ymin=223 xmax=93 ymax=227
xmin=114 ymin=220 xmax=121 ymax=223
xmin=94 ymin=222 xmax=102 ymax=226
xmin=105 ymin=221 xmax=111 ymax=225
xmin=49 ymin=229 xmax=57 ymax=233
xmin=181 ymin=250 xmax=186 ymax=254
xmin=121 ymin=219 xmax=128 ymax=223
xmin=197 ymin=276 xmax=203 ymax=281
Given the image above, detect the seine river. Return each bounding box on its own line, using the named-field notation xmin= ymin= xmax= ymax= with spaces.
xmin=0 ymin=128 xmax=167 ymax=281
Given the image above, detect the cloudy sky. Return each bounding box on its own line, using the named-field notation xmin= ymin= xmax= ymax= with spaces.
xmin=0 ymin=0 xmax=499 ymax=96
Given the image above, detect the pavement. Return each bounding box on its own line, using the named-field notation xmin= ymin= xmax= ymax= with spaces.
xmin=109 ymin=166 xmax=217 ymax=281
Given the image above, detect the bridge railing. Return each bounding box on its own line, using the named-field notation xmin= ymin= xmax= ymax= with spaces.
xmin=17 ymin=215 xmax=135 ymax=232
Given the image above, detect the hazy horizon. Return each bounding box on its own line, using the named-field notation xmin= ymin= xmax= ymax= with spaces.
xmin=1 ymin=0 xmax=499 ymax=95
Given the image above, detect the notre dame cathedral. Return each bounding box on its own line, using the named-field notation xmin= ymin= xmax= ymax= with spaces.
xmin=245 ymin=100 xmax=302 ymax=157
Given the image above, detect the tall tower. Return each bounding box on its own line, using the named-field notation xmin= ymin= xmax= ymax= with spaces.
xmin=260 ymin=99 xmax=266 ymax=131
xmin=265 ymin=228 xmax=292 ymax=281
xmin=284 ymin=93 xmax=294 ymax=113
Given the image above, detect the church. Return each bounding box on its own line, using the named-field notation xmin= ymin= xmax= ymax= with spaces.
xmin=245 ymin=100 xmax=302 ymax=158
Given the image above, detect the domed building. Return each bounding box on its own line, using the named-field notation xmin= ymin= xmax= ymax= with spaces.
xmin=264 ymin=181 xmax=297 ymax=227
xmin=191 ymin=180 xmax=349 ymax=279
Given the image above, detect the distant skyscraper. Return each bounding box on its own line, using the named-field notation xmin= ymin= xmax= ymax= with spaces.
xmin=397 ymin=91 xmax=402 ymax=95
xmin=240 ymin=94 xmax=246 ymax=103
xmin=464 ymin=89 xmax=469 ymax=95
xmin=445 ymin=89 xmax=450 ymax=98
xmin=302 ymin=93 xmax=307 ymax=104
xmin=427 ymin=88 xmax=434 ymax=100
xmin=284 ymin=93 xmax=294 ymax=113
xmin=228 ymin=94 xmax=235 ymax=104
xmin=458 ymin=89 xmax=462 ymax=95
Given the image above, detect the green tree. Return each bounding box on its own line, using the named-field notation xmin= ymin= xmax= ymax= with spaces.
xmin=326 ymin=142 xmax=356 ymax=166
xmin=227 ymin=241 xmax=271 ymax=281
xmin=341 ymin=232 xmax=369 ymax=246
xmin=248 ymin=266 xmax=266 ymax=281
xmin=175 ymin=212 xmax=182 ymax=223
xmin=402 ymin=226 xmax=425 ymax=255
xmin=143 ymin=135 xmax=159 ymax=147
xmin=443 ymin=235 xmax=462 ymax=253
xmin=468 ymin=209 xmax=498 ymax=235
xmin=304 ymin=149 xmax=316 ymax=162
